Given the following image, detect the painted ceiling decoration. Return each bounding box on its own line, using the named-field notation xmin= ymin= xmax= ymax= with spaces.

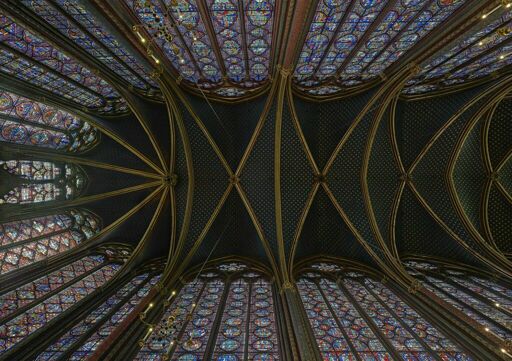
xmin=1 ymin=0 xmax=512 ymax=360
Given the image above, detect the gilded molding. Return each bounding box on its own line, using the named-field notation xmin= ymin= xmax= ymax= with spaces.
xmin=236 ymin=79 xmax=279 ymax=176
xmin=110 ymin=187 xmax=168 ymax=283
xmin=360 ymin=69 xmax=414 ymax=283
xmin=165 ymin=77 xmax=234 ymax=177
xmin=322 ymin=183 xmax=409 ymax=288
xmin=286 ymin=77 xmax=320 ymax=174
xmin=287 ymin=183 xmax=320 ymax=278
xmin=323 ymin=66 xmax=412 ymax=174
xmin=160 ymin=75 xmax=195 ymax=281
xmin=235 ymin=183 xmax=283 ymax=286
xmin=446 ymin=78 xmax=512 ymax=274
xmin=168 ymin=183 xmax=234 ymax=278
xmin=274 ymin=70 xmax=288 ymax=282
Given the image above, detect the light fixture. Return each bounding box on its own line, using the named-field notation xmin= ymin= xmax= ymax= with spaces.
xmin=482 ymin=2 xmax=510 ymax=19
xmin=142 ymin=326 xmax=154 ymax=342
xmin=167 ymin=290 xmax=177 ymax=302
xmin=141 ymin=223 xmax=224 ymax=355
xmin=133 ymin=25 xmax=147 ymax=44
xmin=148 ymin=50 xmax=161 ymax=64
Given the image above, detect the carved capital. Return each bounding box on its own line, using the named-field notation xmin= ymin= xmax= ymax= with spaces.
xmin=150 ymin=66 xmax=163 ymax=80
xmin=407 ymin=62 xmax=421 ymax=76
xmin=155 ymin=281 xmax=165 ymax=292
xmin=407 ymin=279 xmax=422 ymax=294
xmin=278 ymin=65 xmax=292 ymax=77
xmin=281 ymin=281 xmax=296 ymax=294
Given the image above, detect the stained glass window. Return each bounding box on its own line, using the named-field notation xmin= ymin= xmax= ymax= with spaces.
xmin=135 ymin=263 xmax=280 ymax=360
xmin=405 ymin=260 xmax=512 ymax=342
xmin=0 ymin=260 xmax=121 ymax=353
xmin=172 ymin=279 xmax=225 ymax=360
xmin=17 ymin=0 xmax=158 ymax=94
xmin=298 ymin=262 xmax=471 ymax=360
xmin=0 ymin=13 xmax=126 ymax=113
xmin=0 ymin=160 xmax=86 ymax=204
xmin=58 ymin=273 xmax=162 ymax=360
xmin=136 ymin=279 xmax=205 ymax=357
xmin=124 ymin=0 xmax=274 ymax=95
xmin=0 ymin=90 xmax=98 ymax=152
xmin=0 ymin=210 xmax=100 ymax=274
xmin=297 ymin=278 xmax=354 ymax=360
xmin=405 ymin=12 xmax=512 ymax=94
xmin=218 ymin=261 xmax=248 ymax=272
xmin=293 ymin=0 xmax=466 ymax=95
xmin=0 ymin=255 xmax=105 ymax=320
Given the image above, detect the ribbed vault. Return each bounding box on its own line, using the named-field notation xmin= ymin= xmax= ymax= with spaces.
xmin=1 ymin=1 xmax=512 ymax=359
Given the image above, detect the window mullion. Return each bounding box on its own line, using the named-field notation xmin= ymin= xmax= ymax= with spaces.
xmin=41 ymin=0 xmax=150 ymax=87
xmin=166 ymin=281 xmax=208 ymax=359
xmin=202 ymin=277 xmax=232 ymax=361
xmin=0 ymin=43 xmax=107 ymax=103
xmin=316 ymin=279 xmax=362 ymax=361
xmin=0 ymin=227 xmax=70 ymax=252
xmin=336 ymin=278 xmax=403 ymax=360
xmin=0 ymin=261 xmax=106 ymax=325
xmin=0 ymin=113 xmax=73 ymax=138
xmin=469 ymin=277 xmax=512 ymax=303
xmin=361 ymin=280 xmax=443 ymax=361
xmin=55 ymin=272 xmax=154 ymax=361
xmin=420 ymin=275 xmax=512 ymax=334
xmin=0 ymin=248 xmax=88 ymax=294
xmin=243 ymin=281 xmax=252 ymax=361
xmin=436 ymin=273 xmax=512 ymax=318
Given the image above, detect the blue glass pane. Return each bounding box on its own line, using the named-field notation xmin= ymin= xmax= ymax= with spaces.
xmin=0 ymin=90 xmax=98 ymax=151
xmin=35 ymin=273 xmax=151 ymax=360
xmin=0 ymin=263 xmax=120 ymax=354
xmin=0 ymin=14 xmax=125 ymax=112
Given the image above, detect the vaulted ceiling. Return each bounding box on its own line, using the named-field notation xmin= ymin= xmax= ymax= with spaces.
xmin=0 ymin=0 xmax=511 ymax=287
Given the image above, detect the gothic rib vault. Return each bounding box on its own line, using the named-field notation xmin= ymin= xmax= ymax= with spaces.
xmin=1 ymin=0 xmax=512 ymax=360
